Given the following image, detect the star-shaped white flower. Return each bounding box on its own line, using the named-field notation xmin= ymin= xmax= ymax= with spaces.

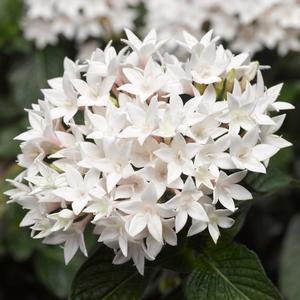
xmin=53 ymin=167 xmax=101 ymax=215
xmin=119 ymin=58 xmax=165 ymax=102
xmin=188 ymin=203 xmax=234 ymax=243
xmin=154 ymin=134 xmax=200 ymax=183
xmin=72 ymin=76 xmax=116 ymax=107
xmin=48 ymin=209 xmax=75 ymax=232
xmin=95 ymin=140 xmax=134 ymax=192
xmin=117 ymin=183 xmax=172 ymax=243
xmin=213 ymin=171 xmax=252 ymax=211
xmin=119 ymin=97 xmax=159 ymax=144
xmin=230 ymin=128 xmax=279 ymax=173
xmin=164 ymin=177 xmax=208 ymax=233
xmin=122 ymin=29 xmax=166 ymax=64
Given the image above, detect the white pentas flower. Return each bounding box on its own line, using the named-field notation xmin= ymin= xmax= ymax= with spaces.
xmin=5 ymin=30 xmax=293 ymax=275
xmin=145 ymin=0 xmax=300 ymax=55
xmin=22 ymin=0 xmax=139 ymax=48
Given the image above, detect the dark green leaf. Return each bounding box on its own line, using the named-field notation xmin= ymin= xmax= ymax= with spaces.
xmin=245 ymin=167 xmax=291 ymax=194
xmin=4 ymin=205 xmax=37 ymax=261
xmin=0 ymin=0 xmax=27 ymax=51
xmin=9 ymin=47 xmax=65 ymax=110
xmin=279 ymin=214 xmax=300 ymax=300
xmin=221 ymin=202 xmax=250 ymax=239
xmin=71 ymin=246 xmax=156 ymax=300
xmin=34 ymin=246 xmax=83 ymax=299
xmin=0 ymin=122 xmax=25 ymax=158
xmin=155 ymin=244 xmax=196 ymax=273
xmin=279 ymin=81 xmax=300 ymax=102
xmin=184 ymin=242 xmax=283 ymax=300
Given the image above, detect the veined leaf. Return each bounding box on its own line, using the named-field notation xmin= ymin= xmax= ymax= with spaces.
xmin=71 ymin=246 xmax=156 ymax=300
xmin=184 ymin=242 xmax=283 ymax=300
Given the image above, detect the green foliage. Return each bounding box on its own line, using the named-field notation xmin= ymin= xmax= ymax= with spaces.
xmin=0 ymin=0 xmax=28 ymax=51
xmin=0 ymin=164 xmax=36 ymax=260
xmin=71 ymin=236 xmax=284 ymax=300
xmin=9 ymin=47 xmax=65 ymax=110
xmin=0 ymin=118 xmax=26 ymax=158
xmin=184 ymin=242 xmax=283 ymax=300
xmin=0 ymin=47 xmax=65 ymax=159
xmin=279 ymin=214 xmax=300 ymax=300
xmin=34 ymin=247 xmax=83 ymax=299
xmin=71 ymin=246 xmax=155 ymax=300
xmin=0 ymin=164 xmax=83 ymax=299
xmin=245 ymin=166 xmax=291 ymax=195
xmin=280 ymin=81 xmax=300 ymax=102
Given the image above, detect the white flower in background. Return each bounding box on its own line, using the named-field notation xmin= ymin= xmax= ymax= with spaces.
xmin=22 ymin=0 xmax=139 ymax=48
xmin=5 ymin=29 xmax=293 ymax=275
xmin=145 ymin=0 xmax=300 ymax=55
xmin=22 ymin=0 xmax=300 ymax=56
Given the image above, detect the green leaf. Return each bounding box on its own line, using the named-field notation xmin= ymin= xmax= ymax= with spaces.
xmin=0 ymin=122 xmax=25 ymax=158
xmin=71 ymin=246 xmax=156 ymax=300
xmin=245 ymin=167 xmax=291 ymax=194
xmin=280 ymin=81 xmax=300 ymax=102
xmin=0 ymin=0 xmax=27 ymax=51
xmin=184 ymin=242 xmax=283 ymax=300
xmin=4 ymin=208 xmax=37 ymax=261
xmin=9 ymin=47 xmax=65 ymax=111
xmin=34 ymin=246 xmax=83 ymax=299
xmin=222 ymin=202 xmax=250 ymax=240
xmin=279 ymin=214 xmax=300 ymax=300
xmin=155 ymin=243 xmax=196 ymax=273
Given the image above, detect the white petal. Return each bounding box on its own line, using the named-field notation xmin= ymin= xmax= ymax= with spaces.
xmin=219 ymin=194 xmax=235 ymax=212
xmin=72 ymin=198 xmax=88 ymax=215
xmin=132 ymin=247 xmax=145 ymax=275
xmin=252 ymin=144 xmax=278 ymax=161
xmin=106 ymin=172 xmax=121 ymax=192
xmin=66 ymin=166 xmax=83 ymax=189
xmin=64 ymin=237 xmax=79 ymax=264
xmin=148 ymin=214 xmax=163 ymax=243
xmin=167 ymin=162 xmax=182 ymax=184
xmin=99 ymin=228 xmax=119 ymax=242
xmin=119 ymin=235 xmax=128 ymax=257
xmin=227 ymin=170 xmax=247 ymax=184
xmin=218 ymin=216 xmax=234 ymax=229
xmin=175 ymin=210 xmax=188 ymax=233
xmin=188 ymin=221 xmax=207 ymax=236
xmin=163 ymin=226 xmax=177 ymax=246
xmin=123 ymin=68 xmax=143 ymax=84
xmin=187 ymin=202 xmax=208 ymax=222
xmin=72 ymin=79 xmax=90 ymax=96
xmin=271 ymin=102 xmax=294 ymax=111
xmin=229 ymin=184 xmax=252 ymax=200
xmin=128 ymin=214 xmax=147 ymax=237
xmin=208 ymin=223 xmax=220 ymax=244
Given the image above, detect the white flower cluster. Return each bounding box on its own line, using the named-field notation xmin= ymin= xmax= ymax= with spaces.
xmin=145 ymin=0 xmax=300 ymax=55
xmin=22 ymin=0 xmax=139 ymax=48
xmin=5 ymin=30 xmax=293 ymax=275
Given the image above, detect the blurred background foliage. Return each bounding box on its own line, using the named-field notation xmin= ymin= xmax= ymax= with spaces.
xmin=0 ymin=0 xmax=299 ymax=299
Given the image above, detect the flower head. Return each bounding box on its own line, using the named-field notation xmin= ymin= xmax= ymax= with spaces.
xmin=5 ymin=29 xmax=292 ymax=275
